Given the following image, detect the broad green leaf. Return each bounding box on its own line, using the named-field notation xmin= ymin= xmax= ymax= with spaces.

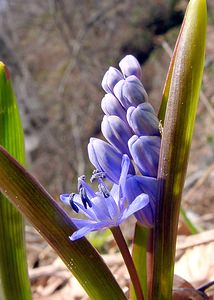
xmin=151 ymin=0 xmax=207 ymax=299
xmin=0 ymin=62 xmax=32 ymax=300
xmin=0 ymin=146 xmax=126 ymax=300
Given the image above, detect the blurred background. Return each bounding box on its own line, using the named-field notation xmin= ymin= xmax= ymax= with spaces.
xmin=0 ymin=0 xmax=214 ymax=299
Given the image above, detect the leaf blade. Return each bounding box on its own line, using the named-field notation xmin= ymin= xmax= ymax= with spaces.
xmin=0 ymin=145 xmax=126 ymax=300
xmin=151 ymin=0 xmax=207 ymax=299
xmin=0 ymin=62 xmax=31 ymax=300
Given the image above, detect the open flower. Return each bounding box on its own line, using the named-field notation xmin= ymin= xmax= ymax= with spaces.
xmin=60 ymin=155 xmax=149 ymax=240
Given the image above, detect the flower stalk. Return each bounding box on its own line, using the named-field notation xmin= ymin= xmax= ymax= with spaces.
xmin=111 ymin=226 xmax=144 ymax=300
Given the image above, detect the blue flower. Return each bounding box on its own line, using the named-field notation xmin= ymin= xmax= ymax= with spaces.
xmin=60 ymin=155 xmax=149 ymax=240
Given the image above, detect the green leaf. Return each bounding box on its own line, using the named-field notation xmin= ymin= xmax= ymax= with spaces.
xmin=0 ymin=146 xmax=126 ymax=300
xmin=151 ymin=0 xmax=207 ymax=299
xmin=0 ymin=62 xmax=32 ymax=300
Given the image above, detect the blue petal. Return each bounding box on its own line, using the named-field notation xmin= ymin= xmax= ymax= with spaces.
xmin=78 ymin=179 xmax=96 ymax=198
xmin=125 ymin=174 xmax=158 ymax=201
xmin=91 ymin=195 xmax=112 ymax=220
xmin=71 ymin=218 xmax=96 ymax=228
xmin=104 ymin=195 xmax=120 ymax=220
xmin=134 ymin=202 xmax=155 ymax=227
xmin=101 ymin=115 xmax=132 ymax=156
xmin=72 ymin=195 xmax=98 ymax=220
xmin=118 ymin=154 xmax=130 ymax=208
xmin=69 ymin=221 xmax=112 ymax=240
xmin=113 ymin=79 xmax=130 ymax=109
xmin=120 ymin=193 xmax=149 ymax=222
xmin=60 ymin=194 xmax=72 ymax=205
xmin=128 ymin=135 xmax=160 ymax=177
xmin=124 ymin=175 xmax=157 ymax=227
xmin=101 ymin=93 xmax=127 ymax=122
xmin=119 ymin=55 xmax=142 ymax=80
xmin=127 ymin=103 xmax=160 ymax=136
xmin=110 ymin=184 xmax=120 ymax=205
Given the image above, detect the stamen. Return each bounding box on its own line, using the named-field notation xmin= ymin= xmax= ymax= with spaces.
xmin=69 ymin=193 xmax=79 ymax=213
xmin=80 ymin=187 xmax=92 ymax=209
xmin=98 ymin=183 xmax=110 ymax=198
xmin=90 ymin=170 xmax=106 ymax=182
xmin=77 ymin=175 xmax=86 ymax=191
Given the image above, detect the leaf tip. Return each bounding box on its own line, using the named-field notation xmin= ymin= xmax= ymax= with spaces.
xmin=0 ymin=61 xmax=11 ymax=81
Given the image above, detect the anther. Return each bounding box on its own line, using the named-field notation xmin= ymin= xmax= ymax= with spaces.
xmin=90 ymin=170 xmax=106 ymax=182
xmin=98 ymin=184 xmax=110 ymax=198
xmin=77 ymin=175 xmax=86 ymax=191
xmin=69 ymin=193 xmax=79 ymax=213
xmin=80 ymin=187 xmax=92 ymax=209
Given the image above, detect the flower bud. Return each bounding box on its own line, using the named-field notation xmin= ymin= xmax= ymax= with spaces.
xmin=124 ymin=174 xmax=157 ymax=227
xmin=119 ymin=55 xmax=142 ymax=80
xmin=101 ymin=67 xmax=123 ymax=93
xmin=113 ymin=75 xmax=149 ymax=109
xmin=101 ymin=115 xmax=132 ymax=156
xmin=88 ymin=138 xmax=135 ymax=184
xmin=128 ymin=135 xmax=160 ymax=177
xmin=101 ymin=93 xmax=127 ymax=123
xmin=127 ymin=103 xmax=160 ymax=136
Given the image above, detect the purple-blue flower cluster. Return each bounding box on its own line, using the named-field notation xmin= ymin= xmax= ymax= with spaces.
xmin=60 ymin=55 xmax=161 ymax=240
xmin=61 ymin=155 xmax=149 ymax=240
xmin=88 ymin=56 xmax=161 ymax=223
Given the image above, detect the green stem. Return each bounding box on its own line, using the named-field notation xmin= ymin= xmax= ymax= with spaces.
xmin=146 ymin=229 xmax=154 ymax=300
xmin=131 ymin=223 xmax=148 ymax=300
xmin=111 ymin=226 xmax=144 ymax=300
